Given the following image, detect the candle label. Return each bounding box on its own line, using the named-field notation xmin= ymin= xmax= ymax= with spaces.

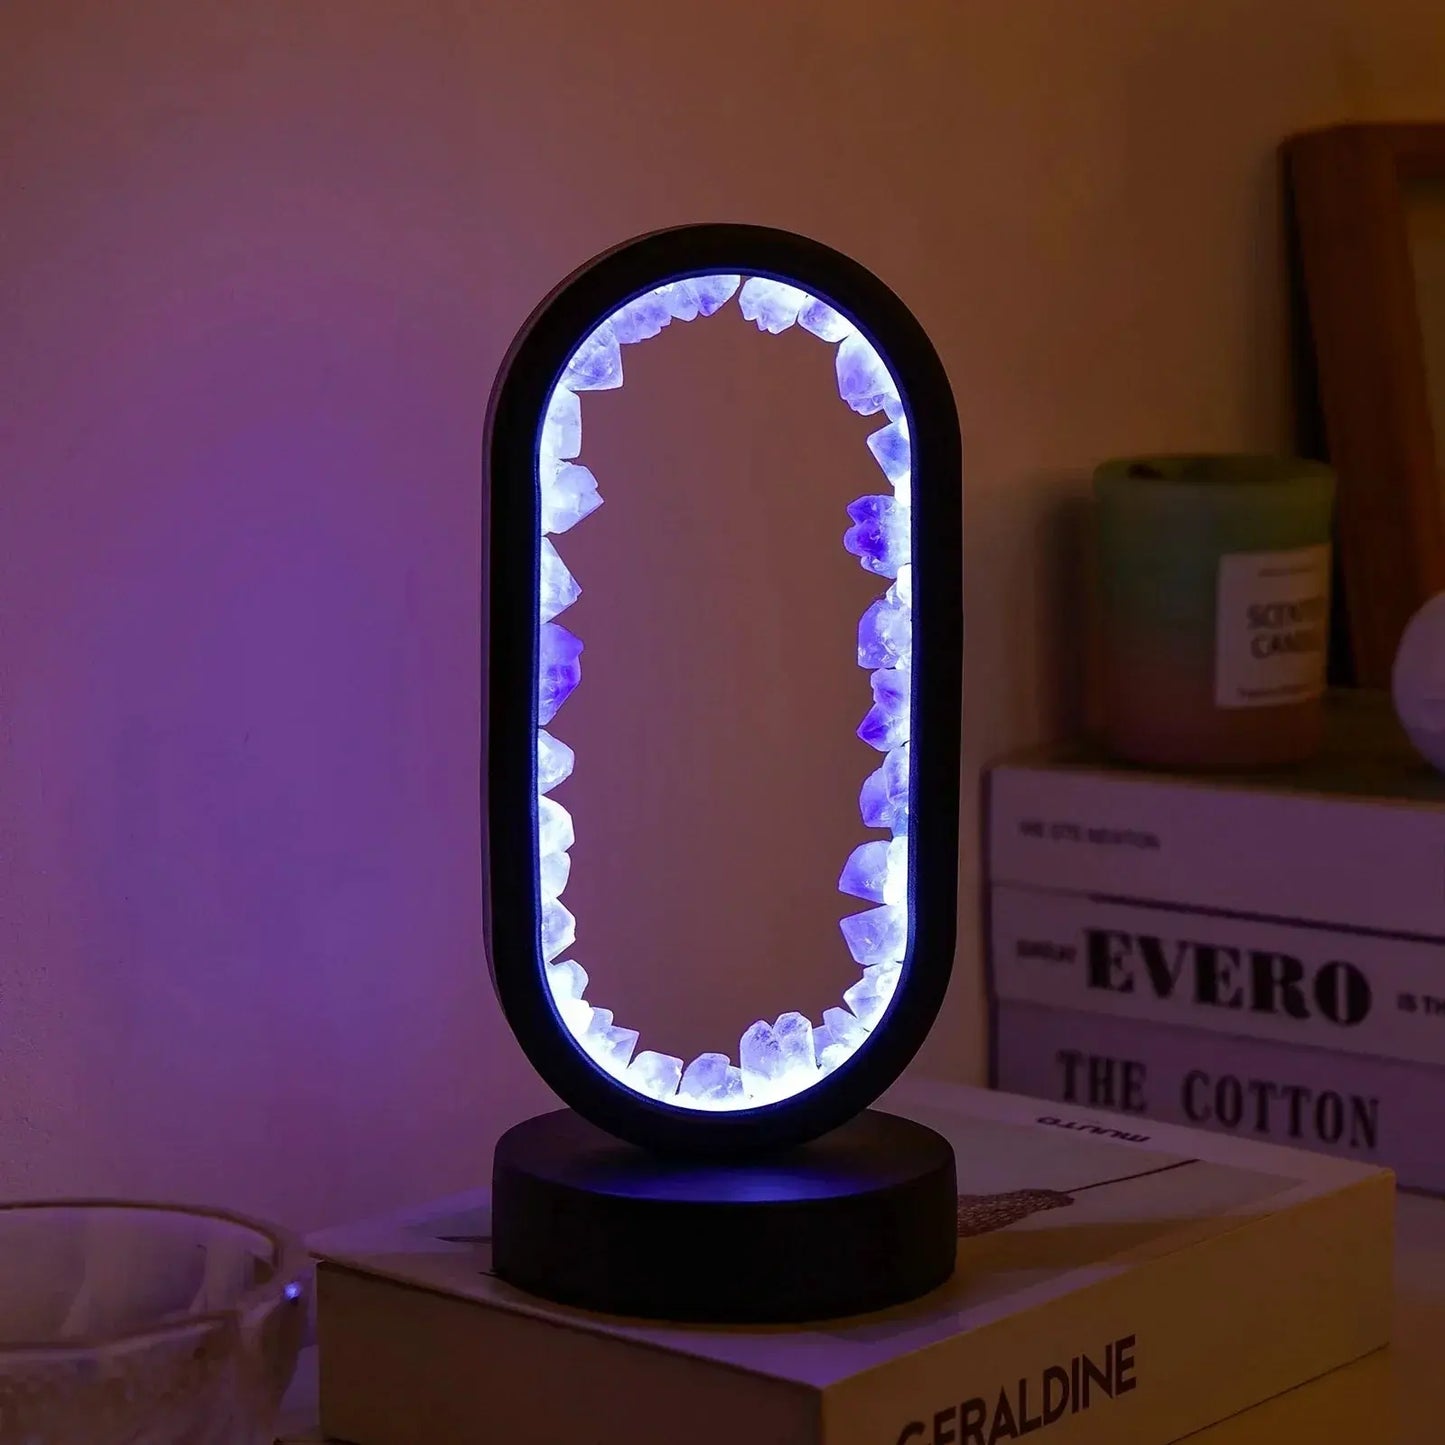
xmin=1214 ymin=544 xmax=1331 ymax=708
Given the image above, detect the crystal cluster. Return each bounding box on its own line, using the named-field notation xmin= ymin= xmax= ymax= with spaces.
xmin=540 ymin=462 xmax=601 ymax=536
xmin=837 ymin=331 xmax=904 ymax=420
xmin=539 ymin=539 xmax=579 ymax=624
xmin=840 ymin=904 xmax=906 ymax=969
xmin=606 ymin=276 xmax=742 ymax=347
xmin=541 ymin=898 xmax=575 ymax=962
xmin=626 ymin=1049 xmax=684 ymax=1099
xmin=858 ymin=663 xmax=911 ymax=752
xmin=563 ymin=322 xmax=623 ymax=392
xmin=844 ymin=963 xmax=901 ymax=1028
xmin=536 ymin=730 xmax=574 ymax=794
xmin=539 ymin=847 xmax=570 ymax=901
xmin=858 ymin=590 xmax=910 ymax=669
xmin=538 ymin=623 xmax=582 ymax=725
xmin=844 ymin=495 xmax=909 ymax=579
xmin=860 ymin=742 xmax=909 ymax=833
xmin=533 ymin=272 xmax=912 ymax=1111
xmin=608 ymin=291 xmax=672 ymax=344
xmin=739 ymin=278 xmax=809 ymax=334
xmin=541 ymin=386 xmax=581 ymax=462
xmin=867 ymin=418 xmax=912 ymax=507
xmin=679 ymin=1052 xmax=745 ymax=1107
xmin=838 ymin=836 xmax=907 ymax=906
xmin=799 ymin=297 xmax=853 ymax=342
xmin=737 ymin=1011 xmax=824 ymax=1102
xmin=580 ymin=1008 xmax=640 ymax=1072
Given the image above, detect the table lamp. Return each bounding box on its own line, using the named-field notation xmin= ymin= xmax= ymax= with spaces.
xmin=483 ymin=224 xmax=962 ymax=1321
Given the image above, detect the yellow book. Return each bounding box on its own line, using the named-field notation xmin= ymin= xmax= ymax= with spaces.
xmin=310 ymin=1079 xmax=1392 ymax=1445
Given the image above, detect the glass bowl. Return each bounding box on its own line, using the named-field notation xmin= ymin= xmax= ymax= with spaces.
xmin=0 ymin=1200 xmax=309 ymax=1445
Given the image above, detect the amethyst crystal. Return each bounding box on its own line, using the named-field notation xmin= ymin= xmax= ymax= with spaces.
xmin=858 ymin=664 xmax=910 ymax=751
xmin=538 ymin=623 xmax=583 ymax=725
xmin=843 ymin=495 xmax=909 ymax=578
xmin=857 ymin=591 xmax=911 ymax=669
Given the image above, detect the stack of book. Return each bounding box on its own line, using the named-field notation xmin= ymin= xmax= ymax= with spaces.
xmin=309 ymin=1079 xmax=1390 ymax=1445
xmin=987 ymin=690 xmax=1445 ymax=1192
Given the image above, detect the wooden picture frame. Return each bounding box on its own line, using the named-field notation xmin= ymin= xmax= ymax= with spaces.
xmin=1286 ymin=123 xmax=1445 ymax=687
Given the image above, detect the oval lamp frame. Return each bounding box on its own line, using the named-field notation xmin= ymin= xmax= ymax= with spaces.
xmin=483 ymin=223 xmax=961 ymax=1156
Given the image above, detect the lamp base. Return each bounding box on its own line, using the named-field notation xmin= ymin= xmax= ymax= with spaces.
xmin=490 ymin=1107 xmax=956 ymax=1322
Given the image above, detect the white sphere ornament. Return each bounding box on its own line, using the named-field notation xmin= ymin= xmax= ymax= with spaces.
xmin=1391 ymin=592 xmax=1445 ymax=772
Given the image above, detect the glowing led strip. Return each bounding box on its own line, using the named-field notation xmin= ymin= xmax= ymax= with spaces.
xmin=535 ymin=275 xmax=912 ymax=1110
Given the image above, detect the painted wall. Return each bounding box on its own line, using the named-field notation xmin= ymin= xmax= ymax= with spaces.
xmin=3 ymin=0 xmax=1443 ymax=1230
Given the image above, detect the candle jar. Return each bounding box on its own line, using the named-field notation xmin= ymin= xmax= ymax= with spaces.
xmin=1094 ymin=454 xmax=1336 ymax=771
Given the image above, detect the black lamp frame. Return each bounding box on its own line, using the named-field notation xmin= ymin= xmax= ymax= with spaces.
xmin=483 ymin=223 xmax=962 ymax=1159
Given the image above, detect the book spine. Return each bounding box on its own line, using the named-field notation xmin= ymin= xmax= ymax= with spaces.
xmin=992 ymin=995 xmax=1444 ymax=1191
xmin=824 ymin=1129 xmax=1392 ymax=1445
xmin=989 ymin=882 xmax=1445 ymax=1067
xmin=987 ymin=763 xmax=1445 ymax=937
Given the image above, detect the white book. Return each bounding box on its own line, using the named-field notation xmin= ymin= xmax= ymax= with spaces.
xmin=987 ymin=691 xmax=1445 ymax=938
xmin=989 ymin=883 xmax=1445 ymax=1066
xmin=992 ymin=997 xmax=1445 ymax=1194
xmin=310 ymin=1080 xmax=1391 ymax=1445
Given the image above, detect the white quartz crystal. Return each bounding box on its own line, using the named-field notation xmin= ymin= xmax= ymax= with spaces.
xmin=883 ymin=837 xmax=907 ymax=905
xmin=537 ymin=795 xmax=574 ymax=857
xmin=866 ymin=418 xmax=911 ymax=506
xmin=798 ymin=297 xmax=854 ymax=342
xmin=545 ymin=957 xmax=588 ymax=1003
xmin=739 ymin=278 xmax=808 ymax=334
xmin=563 ymin=322 xmax=623 ymax=391
xmin=540 ymin=460 xmax=602 ymax=535
xmin=839 ymin=837 xmax=908 ymax=907
xmin=739 ymin=1019 xmax=784 ymax=1094
xmin=679 ymin=1052 xmax=730 ymax=1099
xmin=691 ymin=274 xmax=741 ymax=316
xmin=657 ymin=280 xmax=702 ymax=321
xmin=678 ymin=1052 xmax=747 ymax=1108
xmin=625 ymin=1050 xmax=684 ymax=1099
xmin=609 ymin=291 xmax=673 ymax=344
xmin=836 ymin=331 xmax=902 ymax=418
xmin=539 ymin=846 xmax=570 ymax=900
xmin=844 ymin=963 xmax=902 ymax=1029
xmin=540 ymin=386 xmax=581 ymax=462
xmin=839 ymin=903 xmax=906 ymax=968
xmin=823 ymin=1005 xmax=868 ymax=1047
xmin=857 ymin=591 xmax=911 ymax=670
xmin=539 ymin=538 xmax=580 ymax=622
xmin=557 ymin=996 xmax=592 ymax=1036
xmin=536 ymin=729 xmax=575 ymax=794
xmin=773 ymin=1011 xmax=817 ymax=1072
xmin=860 ymin=743 xmax=910 ymax=833
xmin=839 ymin=840 xmax=892 ymax=903
xmin=541 ymin=899 xmax=575 ymax=962
xmin=894 ymin=564 xmax=913 ymax=608
xmin=580 ymin=1007 xmax=639 ymax=1072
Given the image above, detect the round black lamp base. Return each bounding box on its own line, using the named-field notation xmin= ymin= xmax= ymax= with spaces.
xmin=491 ymin=1107 xmax=957 ymax=1323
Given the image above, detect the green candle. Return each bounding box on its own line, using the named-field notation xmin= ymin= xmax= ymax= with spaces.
xmin=1094 ymin=455 xmax=1336 ymax=770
